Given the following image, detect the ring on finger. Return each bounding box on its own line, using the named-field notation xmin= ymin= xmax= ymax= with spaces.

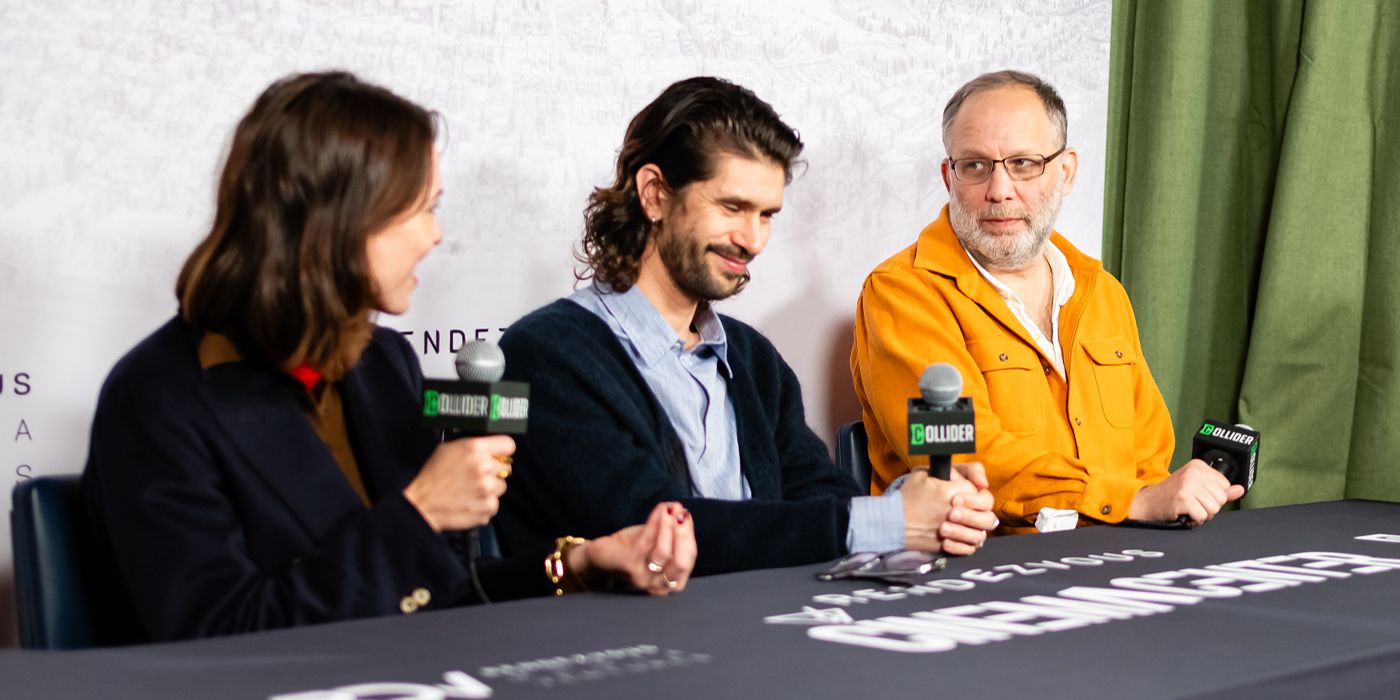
xmin=496 ymin=466 xmax=512 ymax=480
xmin=661 ymin=573 xmax=678 ymax=589
xmin=647 ymin=560 xmax=665 ymax=573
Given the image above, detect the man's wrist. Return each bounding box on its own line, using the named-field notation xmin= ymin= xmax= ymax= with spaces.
xmin=1126 ymin=483 xmax=1152 ymax=520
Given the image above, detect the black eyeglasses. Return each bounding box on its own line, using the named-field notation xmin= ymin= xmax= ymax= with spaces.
xmin=947 ymin=147 xmax=1067 ymax=184
xmin=816 ymin=550 xmax=947 ymax=586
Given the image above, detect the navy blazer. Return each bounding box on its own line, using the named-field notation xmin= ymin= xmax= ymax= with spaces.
xmin=82 ymin=318 xmax=546 ymax=642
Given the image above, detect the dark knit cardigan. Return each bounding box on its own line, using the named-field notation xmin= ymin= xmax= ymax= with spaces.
xmin=496 ymin=299 xmax=861 ymax=575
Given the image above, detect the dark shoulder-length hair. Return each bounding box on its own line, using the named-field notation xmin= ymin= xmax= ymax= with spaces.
xmin=177 ymin=71 xmax=437 ymax=378
xmin=578 ymin=76 xmax=804 ymax=291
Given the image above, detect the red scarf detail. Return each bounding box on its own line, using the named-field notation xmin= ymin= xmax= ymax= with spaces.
xmin=289 ymin=364 xmax=323 ymax=393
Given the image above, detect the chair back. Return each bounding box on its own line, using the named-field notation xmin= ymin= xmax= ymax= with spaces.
xmin=11 ymin=474 xmax=142 ymax=649
xmin=835 ymin=420 xmax=873 ymax=494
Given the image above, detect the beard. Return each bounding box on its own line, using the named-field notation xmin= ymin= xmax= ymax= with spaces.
xmin=948 ymin=178 xmax=1065 ymax=271
xmin=656 ymin=222 xmax=753 ymax=302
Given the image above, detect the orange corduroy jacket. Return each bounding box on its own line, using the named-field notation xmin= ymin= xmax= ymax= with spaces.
xmin=851 ymin=206 xmax=1173 ymax=533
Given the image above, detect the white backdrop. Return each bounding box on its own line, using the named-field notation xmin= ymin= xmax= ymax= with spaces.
xmin=0 ymin=0 xmax=1110 ymax=645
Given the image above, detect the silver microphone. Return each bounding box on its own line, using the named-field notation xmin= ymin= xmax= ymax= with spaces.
xmin=454 ymin=340 xmax=506 ymax=383
xmin=918 ymin=363 xmax=963 ymax=408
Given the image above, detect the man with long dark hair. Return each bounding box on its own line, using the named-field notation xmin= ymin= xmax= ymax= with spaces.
xmin=497 ymin=77 xmax=996 ymax=575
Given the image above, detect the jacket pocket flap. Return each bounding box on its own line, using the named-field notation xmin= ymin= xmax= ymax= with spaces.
xmin=1082 ymin=337 xmax=1137 ymax=366
xmin=967 ymin=340 xmax=1041 ymax=372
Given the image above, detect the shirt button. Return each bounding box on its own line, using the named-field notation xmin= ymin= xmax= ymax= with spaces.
xmin=1101 ymin=505 xmax=1112 ymax=515
xmin=1043 ymin=366 xmax=1051 ymax=375
xmin=998 ymin=353 xmax=1008 ymax=362
xmin=400 ymin=597 xmax=419 ymax=614
xmin=1074 ymin=417 xmax=1083 ymax=426
xmin=1115 ymin=350 xmax=1124 ymax=358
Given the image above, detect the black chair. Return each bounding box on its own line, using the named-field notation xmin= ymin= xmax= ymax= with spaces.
xmin=10 ymin=474 xmax=142 ymax=649
xmin=835 ymin=420 xmax=873 ymax=494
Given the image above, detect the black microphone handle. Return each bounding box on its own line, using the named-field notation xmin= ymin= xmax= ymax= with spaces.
xmin=928 ymin=455 xmax=951 ymax=481
xmin=438 ymin=429 xmax=493 ymax=603
xmin=1202 ymin=450 xmax=1234 ymax=475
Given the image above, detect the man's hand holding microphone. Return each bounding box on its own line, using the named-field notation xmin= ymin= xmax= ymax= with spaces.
xmin=1128 ymin=420 xmax=1258 ymax=526
xmin=900 ymin=363 xmax=998 ymax=555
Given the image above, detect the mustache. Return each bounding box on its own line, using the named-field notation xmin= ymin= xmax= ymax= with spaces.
xmin=979 ymin=204 xmax=1029 ymax=220
xmin=707 ymin=243 xmax=755 ymax=263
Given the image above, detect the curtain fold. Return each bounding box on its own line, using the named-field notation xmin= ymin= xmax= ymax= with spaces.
xmin=1105 ymin=0 xmax=1400 ymax=506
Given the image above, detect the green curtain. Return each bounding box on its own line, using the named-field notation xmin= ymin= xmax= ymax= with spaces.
xmin=1104 ymin=0 xmax=1400 ymax=507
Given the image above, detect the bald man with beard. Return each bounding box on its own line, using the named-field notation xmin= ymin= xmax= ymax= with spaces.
xmin=851 ymin=70 xmax=1243 ymax=535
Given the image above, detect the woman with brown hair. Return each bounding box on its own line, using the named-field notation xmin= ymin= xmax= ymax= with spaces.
xmin=81 ymin=71 xmax=695 ymax=643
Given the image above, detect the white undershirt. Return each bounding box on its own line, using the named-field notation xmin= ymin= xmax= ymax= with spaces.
xmin=963 ymin=242 xmax=1076 ymax=378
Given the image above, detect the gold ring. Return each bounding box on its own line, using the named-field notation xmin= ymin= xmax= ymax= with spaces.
xmin=494 ymin=455 xmax=513 ymax=465
xmin=496 ymin=466 xmax=512 ymax=480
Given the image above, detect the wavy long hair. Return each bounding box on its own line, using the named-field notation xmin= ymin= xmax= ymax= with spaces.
xmin=578 ymin=77 xmax=804 ymax=291
xmin=176 ymin=71 xmax=437 ymax=377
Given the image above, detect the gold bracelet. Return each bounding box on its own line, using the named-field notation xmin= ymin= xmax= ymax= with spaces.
xmin=545 ymin=536 xmax=588 ymax=597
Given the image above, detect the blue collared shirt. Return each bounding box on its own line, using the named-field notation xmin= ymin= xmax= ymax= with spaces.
xmin=570 ymin=282 xmax=903 ymax=552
